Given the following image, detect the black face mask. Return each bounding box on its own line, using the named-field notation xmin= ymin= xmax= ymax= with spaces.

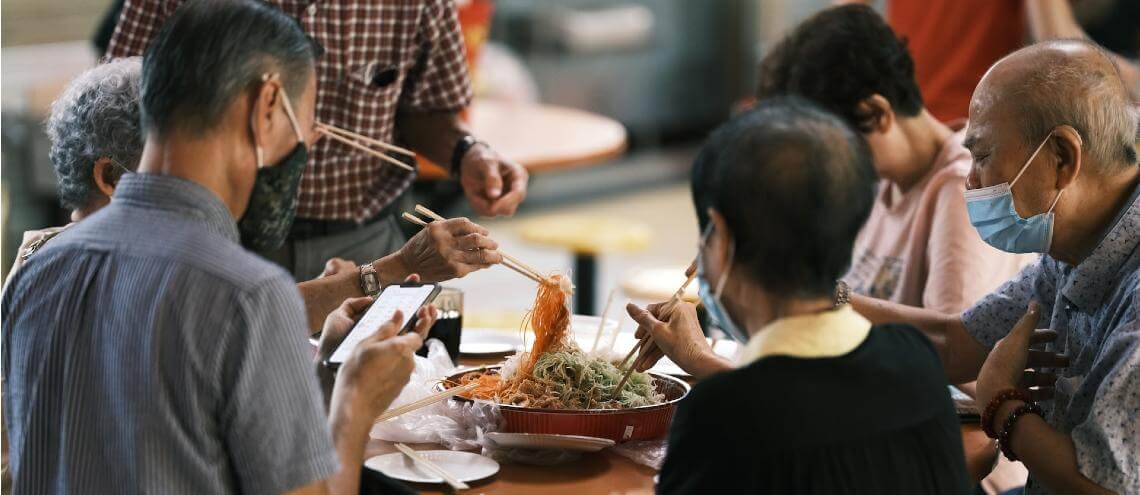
xmin=238 ymin=142 xmax=308 ymax=251
xmin=238 ymin=74 xmax=308 ymax=252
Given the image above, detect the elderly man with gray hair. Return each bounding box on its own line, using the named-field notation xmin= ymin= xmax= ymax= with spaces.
xmin=4 ymin=57 xmax=143 ymax=288
xmin=848 ymin=39 xmax=1140 ymax=494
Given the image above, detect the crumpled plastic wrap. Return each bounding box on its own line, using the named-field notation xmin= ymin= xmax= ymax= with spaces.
xmin=611 ymin=439 xmax=668 ymax=470
xmin=371 ymin=339 xmax=502 ymax=450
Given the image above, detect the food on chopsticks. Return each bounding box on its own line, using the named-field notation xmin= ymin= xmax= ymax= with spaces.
xmin=455 ymin=274 xmax=664 ymax=410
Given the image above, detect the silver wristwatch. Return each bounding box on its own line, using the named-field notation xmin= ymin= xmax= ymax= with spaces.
xmin=359 ymin=264 xmax=382 ymax=297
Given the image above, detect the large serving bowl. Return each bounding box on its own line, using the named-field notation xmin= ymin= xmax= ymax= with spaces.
xmin=438 ymin=366 xmax=690 ymax=443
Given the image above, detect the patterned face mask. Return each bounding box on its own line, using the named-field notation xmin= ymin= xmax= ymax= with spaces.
xmin=238 ymin=75 xmax=308 ymax=252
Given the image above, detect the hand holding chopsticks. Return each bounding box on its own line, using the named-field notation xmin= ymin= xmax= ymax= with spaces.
xmin=402 ymin=204 xmax=563 ymax=289
xmin=612 ymin=268 xmax=697 ymax=398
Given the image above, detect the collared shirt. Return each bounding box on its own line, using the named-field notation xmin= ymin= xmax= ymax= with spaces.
xmin=737 ymin=305 xmax=872 ymax=365
xmin=2 ymin=174 xmax=337 ymax=494
xmin=963 ymin=182 xmax=1140 ymax=494
xmin=106 ymin=0 xmax=472 ymax=222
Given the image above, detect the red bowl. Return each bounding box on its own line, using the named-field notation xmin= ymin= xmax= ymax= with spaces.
xmin=438 ymin=366 xmax=690 ymax=443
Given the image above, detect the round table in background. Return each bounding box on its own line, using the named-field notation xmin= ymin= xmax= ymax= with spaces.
xmin=469 ymin=99 xmax=628 ymax=172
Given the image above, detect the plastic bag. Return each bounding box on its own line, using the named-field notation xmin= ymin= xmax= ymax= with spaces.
xmin=611 ymin=439 xmax=668 ymax=470
xmin=371 ymin=339 xmax=502 ymax=450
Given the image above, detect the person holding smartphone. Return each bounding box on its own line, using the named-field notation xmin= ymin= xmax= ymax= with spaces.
xmin=2 ymin=2 xmax=434 ymax=493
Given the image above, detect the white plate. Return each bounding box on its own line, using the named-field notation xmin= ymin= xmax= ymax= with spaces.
xmin=365 ymin=450 xmax=499 ymax=485
xmin=485 ymin=432 xmax=615 ymax=452
xmin=460 ymin=328 xmax=523 ymax=357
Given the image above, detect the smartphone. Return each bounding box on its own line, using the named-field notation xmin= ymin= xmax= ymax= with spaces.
xmin=327 ymin=283 xmax=441 ymax=366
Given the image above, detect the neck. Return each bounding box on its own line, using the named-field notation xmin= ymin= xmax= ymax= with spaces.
xmin=891 ymin=110 xmax=954 ymax=192
xmin=1051 ymin=166 xmax=1140 ymax=264
xmin=737 ymin=289 xmax=835 ymax=339
xmin=136 ymin=130 xmax=250 ymax=219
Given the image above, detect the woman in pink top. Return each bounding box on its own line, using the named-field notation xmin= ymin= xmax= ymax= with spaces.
xmin=756 ymin=5 xmax=1034 ymax=315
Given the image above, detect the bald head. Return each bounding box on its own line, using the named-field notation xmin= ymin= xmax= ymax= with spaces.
xmin=972 ymin=39 xmax=1137 ymax=171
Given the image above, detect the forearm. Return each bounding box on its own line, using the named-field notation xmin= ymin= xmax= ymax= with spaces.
xmin=996 ymin=402 xmax=1115 ymax=494
xmin=688 ymin=352 xmax=734 ymax=381
xmin=298 ymin=256 xmax=413 ymax=333
xmin=396 ymin=110 xmax=468 ymax=169
xmin=324 ymin=390 xmax=373 ymax=495
xmin=850 ymin=294 xmax=987 ymax=383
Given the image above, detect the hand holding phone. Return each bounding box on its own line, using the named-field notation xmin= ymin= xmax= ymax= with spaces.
xmin=327 ymin=283 xmax=441 ymax=366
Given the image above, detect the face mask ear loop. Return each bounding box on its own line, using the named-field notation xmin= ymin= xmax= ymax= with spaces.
xmin=714 ymin=236 xmax=734 ymax=300
xmin=1047 ymin=188 xmax=1065 ymax=214
xmin=1010 ymin=134 xmax=1053 ymax=187
xmin=277 ymin=84 xmax=305 ymax=143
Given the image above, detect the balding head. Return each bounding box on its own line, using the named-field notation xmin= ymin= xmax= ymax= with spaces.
xmin=972 ymin=39 xmax=1137 ymax=172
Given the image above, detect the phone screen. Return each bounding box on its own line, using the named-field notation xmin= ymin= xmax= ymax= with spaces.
xmin=328 ymin=284 xmax=439 ymax=365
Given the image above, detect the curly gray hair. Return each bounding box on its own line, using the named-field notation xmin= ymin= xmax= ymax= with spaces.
xmin=46 ymin=57 xmax=144 ymax=211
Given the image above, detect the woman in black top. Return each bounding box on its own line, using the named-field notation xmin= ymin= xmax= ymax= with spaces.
xmin=625 ymin=99 xmax=969 ymax=494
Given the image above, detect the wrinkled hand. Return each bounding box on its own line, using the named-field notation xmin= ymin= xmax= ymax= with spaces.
xmin=320 ymin=257 xmax=358 ymax=278
xmin=976 ymin=302 xmax=1067 ymax=411
xmin=397 ymin=217 xmax=503 ymax=282
xmin=459 ymin=143 xmax=528 ymax=217
xmin=626 ymin=301 xmax=713 ymax=375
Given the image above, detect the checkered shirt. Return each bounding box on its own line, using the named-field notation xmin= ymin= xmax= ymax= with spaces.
xmin=107 ymin=0 xmax=473 ymax=222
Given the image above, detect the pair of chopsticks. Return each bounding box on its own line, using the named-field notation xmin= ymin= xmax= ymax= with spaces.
xmin=401 ymin=204 xmax=556 ymax=287
xmin=374 ymin=382 xmax=479 ymax=423
xmin=611 ymin=269 xmax=697 ymax=398
xmin=317 ymin=122 xmax=416 ymax=172
xmin=394 ymin=443 xmax=470 ymax=490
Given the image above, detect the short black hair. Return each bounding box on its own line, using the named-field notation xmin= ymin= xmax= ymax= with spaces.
xmin=756 ymin=4 xmax=923 ymax=133
xmin=141 ymin=0 xmax=315 ymax=136
xmin=691 ymin=97 xmax=877 ymax=298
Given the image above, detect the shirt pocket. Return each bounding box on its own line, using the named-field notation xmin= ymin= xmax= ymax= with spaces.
xmin=336 ymin=61 xmax=404 ymax=139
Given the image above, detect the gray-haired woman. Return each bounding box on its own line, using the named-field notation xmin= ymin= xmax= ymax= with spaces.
xmin=5 ymin=57 xmax=143 ymax=286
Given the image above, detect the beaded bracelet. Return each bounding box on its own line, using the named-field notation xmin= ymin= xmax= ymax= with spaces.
xmin=998 ymin=402 xmax=1043 ymax=462
xmin=981 ymin=388 xmax=1033 ymax=438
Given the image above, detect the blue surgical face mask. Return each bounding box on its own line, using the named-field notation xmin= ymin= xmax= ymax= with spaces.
xmin=697 ymin=224 xmax=748 ymax=343
xmin=963 ymin=133 xmax=1068 ymax=254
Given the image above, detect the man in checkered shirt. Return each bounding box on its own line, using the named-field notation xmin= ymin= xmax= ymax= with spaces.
xmin=106 ymin=0 xmax=528 ymax=281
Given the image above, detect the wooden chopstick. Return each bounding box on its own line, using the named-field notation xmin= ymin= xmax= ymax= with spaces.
xmin=394 ymin=443 xmax=470 ymax=490
xmin=412 ymin=204 xmax=556 ymax=287
xmin=317 ymin=122 xmax=416 ymax=157
xmin=402 ymin=211 xmax=429 ymax=226
xmin=613 ymin=268 xmax=698 ymax=398
xmin=318 ymin=128 xmax=415 ymax=171
xmin=375 ymin=382 xmax=479 ymax=423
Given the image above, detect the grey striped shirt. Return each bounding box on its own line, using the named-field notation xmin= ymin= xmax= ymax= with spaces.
xmin=2 ymin=174 xmax=338 ymax=494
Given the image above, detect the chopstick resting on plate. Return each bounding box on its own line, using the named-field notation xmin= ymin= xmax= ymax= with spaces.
xmin=394 ymin=443 xmax=470 ymax=490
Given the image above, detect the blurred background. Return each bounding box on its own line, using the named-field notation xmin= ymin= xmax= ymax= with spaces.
xmin=3 ymin=0 xmax=1137 ymax=327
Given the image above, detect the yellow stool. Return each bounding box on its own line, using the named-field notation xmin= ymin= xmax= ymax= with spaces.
xmin=517 ymin=215 xmax=650 ymax=314
xmin=620 ymin=265 xmax=700 ymax=304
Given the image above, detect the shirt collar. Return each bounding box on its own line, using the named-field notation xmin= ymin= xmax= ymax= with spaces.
xmin=737 ymin=305 xmax=872 ymax=366
xmin=113 ymin=173 xmax=240 ymax=243
xmin=1061 ymin=180 xmax=1140 ymax=311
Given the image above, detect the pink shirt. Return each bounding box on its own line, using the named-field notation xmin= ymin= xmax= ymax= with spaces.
xmin=844 ymin=131 xmax=1036 ymax=314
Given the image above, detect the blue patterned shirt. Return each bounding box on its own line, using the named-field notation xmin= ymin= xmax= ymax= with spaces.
xmin=963 ymin=183 xmax=1140 ymax=494
xmin=2 ymin=174 xmax=338 ymax=494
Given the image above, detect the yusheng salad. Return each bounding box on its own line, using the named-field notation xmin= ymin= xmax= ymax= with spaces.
xmin=457 ymin=274 xmax=665 ymax=410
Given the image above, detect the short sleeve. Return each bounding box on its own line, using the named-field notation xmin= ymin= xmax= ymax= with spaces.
xmin=1070 ymin=305 xmax=1140 ymax=493
xmin=398 ymin=0 xmax=473 ymax=112
xmin=962 ymin=259 xmax=1055 ymax=347
xmin=220 ymin=275 xmax=338 ymax=495
xmin=922 ymin=172 xmax=1032 ymax=313
xmin=104 ymin=0 xmax=183 ymax=60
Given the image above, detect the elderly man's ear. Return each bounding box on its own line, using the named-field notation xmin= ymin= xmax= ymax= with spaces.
xmin=1049 ymin=125 xmax=1083 ymax=189
xmin=92 ymin=158 xmax=120 ymax=197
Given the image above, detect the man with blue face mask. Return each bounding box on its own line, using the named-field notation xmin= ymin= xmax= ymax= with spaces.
xmin=840 ymin=40 xmax=1140 ymax=494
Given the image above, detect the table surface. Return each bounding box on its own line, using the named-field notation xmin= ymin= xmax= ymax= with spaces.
xmin=469 ymin=100 xmax=628 ymax=173
xmin=366 ymin=357 xmax=999 ymax=494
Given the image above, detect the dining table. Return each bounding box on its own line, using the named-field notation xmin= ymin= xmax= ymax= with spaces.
xmin=363 ymin=354 xmax=1000 ymax=494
